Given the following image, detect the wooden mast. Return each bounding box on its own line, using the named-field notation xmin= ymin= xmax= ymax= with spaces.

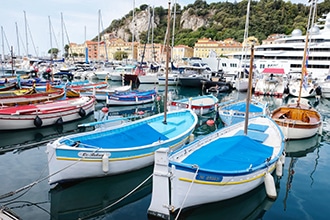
xmin=244 ymin=45 xmax=254 ymax=135
xmin=163 ymin=0 xmax=171 ymax=124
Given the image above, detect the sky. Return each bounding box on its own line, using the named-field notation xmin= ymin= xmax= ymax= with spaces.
xmin=1 ymin=0 xmax=308 ymax=58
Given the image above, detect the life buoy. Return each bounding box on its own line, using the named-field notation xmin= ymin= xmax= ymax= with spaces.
xmin=34 ymin=115 xmax=43 ymax=128
xmin=55 ymin=117 xmax=63 ymax=125
xmin=78 ymin=107 xmax=86 ymax=117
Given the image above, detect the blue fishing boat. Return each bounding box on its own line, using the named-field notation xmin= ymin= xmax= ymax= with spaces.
xmin=148 ymin=46 xmax=285 ymax=219
xmin=218 ymin=99 xmax=268 ymax=126
xmin=148 ymin=116 xmax=285 ymax=219
xmin=106 ymin=89 xmax=157 ymax=106
xmin=46 ymin=109 xmax=198 ymax=184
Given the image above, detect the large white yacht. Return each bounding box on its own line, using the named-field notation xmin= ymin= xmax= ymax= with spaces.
xmin=232 ymin=12 xmax=330 ymax=81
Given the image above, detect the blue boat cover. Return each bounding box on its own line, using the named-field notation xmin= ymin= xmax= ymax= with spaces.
xmin=224 ymin=102 xmax=262 ymax=113
xmin=234 ymin=130 xmax=269 ymax=142
xmin=182 ymin=135 xmax=273 ymax=171
xmin=80 ymin=124 xmax=168 ymax=149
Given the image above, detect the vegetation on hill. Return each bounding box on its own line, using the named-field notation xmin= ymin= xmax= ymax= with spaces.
xmin=100 ymin=0 xmax=330 ymax=47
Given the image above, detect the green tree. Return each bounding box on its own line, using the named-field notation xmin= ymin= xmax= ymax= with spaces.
xmin=48 ymin=48 xmax=59 ymax=59
xmin=114 ymin=51 xmax=128 ymax=60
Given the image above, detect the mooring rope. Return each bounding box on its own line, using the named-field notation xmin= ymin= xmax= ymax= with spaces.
xmin=0 ymin=145 xmax=101 ymax=201
xmin=174 ymin=165 xmax=199 ymax=220
xmin=78 ymin=173 xmax=153 ymax=220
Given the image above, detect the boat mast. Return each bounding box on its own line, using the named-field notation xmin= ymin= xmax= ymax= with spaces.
xmin=244 ymin=45 xmax=254 ymax=135
xmin=298 ymin=0 xmax=316 ymax=106
xmin=97 ymin=9 xmax=101 ymax=62
xmin=163 ymin=0 xmax=171 ymax=124
xmin=131 ymin=0 xmax=135 ymax=63
xmin=49 ymin=16 xmax=53 ymax=60
xmin=15 ymin=22 xmax=20 ymax=58
xmin=24 ymin=11 xmax=28 ymax=57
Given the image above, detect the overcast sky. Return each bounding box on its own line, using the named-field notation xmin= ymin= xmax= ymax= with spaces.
xmin=0 ymin=0 xmax=310 ymax=57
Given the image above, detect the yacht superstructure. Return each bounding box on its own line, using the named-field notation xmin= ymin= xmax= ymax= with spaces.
xmin=232 ymin=12 xmax=330 ymax=81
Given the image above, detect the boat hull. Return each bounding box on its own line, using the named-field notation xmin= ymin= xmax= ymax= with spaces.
xmin=0 ymin=96 xmax=95 ymax=130
xmin=46 ymin=109 xmax=198 ymax=184
xmin=169 ymin=95 xmax=218 ymax=115
xmin=271 ymin=104 xmax=322 ymax=139
xmin=218 ymin=99 xmax=267 ymax=126
xmin=148 ymin=116 xmax=284 ymax=218
xmin=106 ymin=90 xmax=157 ymax=106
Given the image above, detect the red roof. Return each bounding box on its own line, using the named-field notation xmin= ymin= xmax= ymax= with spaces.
xmin=262 ymin=68 xmax=285 ymax=74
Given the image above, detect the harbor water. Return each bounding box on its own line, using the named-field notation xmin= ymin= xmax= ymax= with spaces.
xmin=0 ymin=82 xmax=330 ymax=220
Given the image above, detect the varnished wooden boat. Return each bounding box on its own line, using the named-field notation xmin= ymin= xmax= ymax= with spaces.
xmin=0 ymin=82 xmax=17 ymax=91
xmin=0 ymin=87 xmax=65 ymax=106
xmin=0 ymin=87 xmax=36 ymax=97
xmin=271 ymin=103 xmax=322 ymax=139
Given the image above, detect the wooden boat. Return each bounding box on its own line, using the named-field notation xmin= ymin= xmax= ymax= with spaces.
xmin=106 ymin=89 xmax=157 ymax=106
xmin=218 ymin=99 xmax=268 ymax=126
xmin=169 ymin=94 xmax=218 ymax=115
xmin=0 ymin=82 xmax=17 ymax=91
xmin=46 ymin=109 xmax=198 ymax=184
xmin=56 ymin=80 xmax=109 ymax=92
xmin=0 ymin=87 xmax=36 ymax=96
xmin=271 ymin=103 xmax=322 ymax=139
xmin=271 ymin=10 xmax=322 ymax=140
xmin=148 ymin=116 xmax=285 ymax=218
xmin=0 ymin=96 xmax=95 ymax=130
xmin=0 ymin=87 xmax=65 ymax=106
xmin=148 ymin=44 xmax=285 ymax=218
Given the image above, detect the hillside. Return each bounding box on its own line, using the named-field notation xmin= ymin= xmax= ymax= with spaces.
xmin=96 ymin=0 xmax=330 ymax=47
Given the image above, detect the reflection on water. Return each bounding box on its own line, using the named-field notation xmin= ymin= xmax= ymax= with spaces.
xmin=283 ymin=135 xmax=321 ymax=211
xmin=49 ymin=166 xmax=153 ymax=220
xmin=0 ymin=82 xmax=329 ymax=219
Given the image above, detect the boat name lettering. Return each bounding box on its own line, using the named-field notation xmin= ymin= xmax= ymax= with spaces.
xmin=78 ymin=152 xmax=111 ymax=158
xmin=197 ymin=174 xmax=222 ymax=182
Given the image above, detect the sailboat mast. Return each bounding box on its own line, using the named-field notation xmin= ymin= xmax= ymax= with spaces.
xmin=49 ymin=16 xmax=53 ymax=59
xmin=15 ymin=22 xmax=20 ymax=57
xmin=244 ymin=45 xmax=254 ymax=135
xmin=298 ymin=1 xmax=316 ymax=106
xmin=163 ymin=0 xmax=171 ymax=124
xmin=97 ymin=9 xmax=100 ymax=62
xmin=131 ymin=0 xmax=135 ymax=62
xmin=24 ymin=11 xmax=28 ymax=57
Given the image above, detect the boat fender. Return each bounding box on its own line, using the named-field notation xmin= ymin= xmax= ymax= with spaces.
xmin=55 ymin=117 xmax=63 ymax=125
xmin=275 ymin=160 xmax=283 ymax=177
xmin=264 ymin=172 xmax=277 ymax=200
xmin=189 ymin=134 xmax=194 ymax=143
xmin=206 ymin=119 xmax=215 ymax=126
xmin=34 ymin=116 xmax=43 ymax=128
xmin=280 ymin=152 xmax=286 ymax=165
xmin=102 ymin=153 xmax=109 ymax=173
xmin=78 ymin=107 xmax=86 ymax=117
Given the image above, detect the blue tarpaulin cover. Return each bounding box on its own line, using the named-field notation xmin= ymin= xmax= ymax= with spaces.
xmin=182 ymin=135 xmax=273 ymax=171
xmin=81 ymin=124 xmax=168 ymax=149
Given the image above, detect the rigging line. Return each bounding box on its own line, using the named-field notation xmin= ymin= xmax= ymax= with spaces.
xmin=49 ymin=17 xmax=60 ymax=50
xmin=1 ymin=28 xmax=12 ymax=54
xmin=174 ymin=165 xmax=200 ymax=220
xmin=61 ymin=14 xmax=74 ymax=61
xmin=99 ymin=10 xmax=108 ymax=61
xmin=0 ymin=146 xmax=101 ymax=200
xmin=78 ymin=173 xmax=153 ymax=220
xmin=4 ymin=200 xmax=51 ymax=217
xmin=26 ymin=16 xmax=38 ymax=57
